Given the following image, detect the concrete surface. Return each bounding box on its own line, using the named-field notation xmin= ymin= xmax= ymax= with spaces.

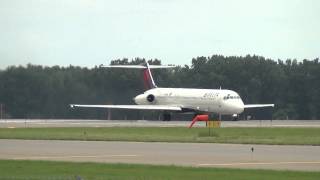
xmin=1 ymin=119 xmax=320 ymax=128
xmin=0 ymin=139 xmax=320 ymax=171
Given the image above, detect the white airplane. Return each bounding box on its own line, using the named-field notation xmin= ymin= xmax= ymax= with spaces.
xmin=70 ymin=62 xmax=274 ymax=122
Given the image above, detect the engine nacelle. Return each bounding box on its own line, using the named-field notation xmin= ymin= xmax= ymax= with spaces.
xmin=146 ymin=94 xmax=155 ymax=102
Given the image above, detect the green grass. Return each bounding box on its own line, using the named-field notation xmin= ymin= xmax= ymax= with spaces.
xmin=0 ymin=127 xmax=320 ymax=145
xmin=0 ymin=160 xmax=319 ymax=180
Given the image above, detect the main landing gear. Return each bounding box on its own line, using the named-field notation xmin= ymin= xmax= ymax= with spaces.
xmin=163 ymin=113 xmax=171 ymax=121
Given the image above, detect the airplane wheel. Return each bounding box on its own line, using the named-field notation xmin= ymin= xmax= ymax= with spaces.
xmin=232 ymin=117 xmax=238 ymax=121
xmin=232 ymin=114 xmax=238 ymax=121
xmin=163 ymin=113 xmax=171 ymax=121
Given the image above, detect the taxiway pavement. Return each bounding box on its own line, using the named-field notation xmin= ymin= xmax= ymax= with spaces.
xmin=0 ymin=139 xmax=319 ymax=171
xmin=1 ymin=119 xmax=320 ymax=128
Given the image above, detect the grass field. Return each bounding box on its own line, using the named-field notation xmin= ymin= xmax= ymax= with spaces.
xmin=0 ymin=127 xmax=319 ymax=145
xmin=0 ymin=160 xmax=319 ymax=180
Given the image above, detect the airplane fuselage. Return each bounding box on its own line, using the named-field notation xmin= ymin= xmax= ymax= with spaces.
xmin=134 ymin=88 xmax=244 ymax=115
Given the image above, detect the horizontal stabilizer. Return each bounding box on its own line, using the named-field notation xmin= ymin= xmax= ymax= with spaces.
xmin=101 ymin=65 xmax=175 ymax=69
xmin=70 ymin=104 xmax=182 ymax=111
xmin=244 ymin=104 xmax=275 ymax=108
xmin=149 ymin=65 xmax=176 ymax=69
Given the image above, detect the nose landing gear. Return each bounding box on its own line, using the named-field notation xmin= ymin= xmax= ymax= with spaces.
xmin=232 ymin=114 xmax=239 ymax=121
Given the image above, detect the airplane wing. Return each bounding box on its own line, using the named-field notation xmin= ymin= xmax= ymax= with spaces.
xmin=244 ymin=104 xmax=274 ymax=108
xmin=70 ymin=104 xmax=182 ymax=111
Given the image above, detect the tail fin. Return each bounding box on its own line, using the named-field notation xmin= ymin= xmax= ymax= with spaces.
xmin=143 ymin=62 xmax=157 ymax=90
xmin=102 ymin=62 xmax=174 ymax=90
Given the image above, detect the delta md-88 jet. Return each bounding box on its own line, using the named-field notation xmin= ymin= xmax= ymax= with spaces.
xmin=70 ymin=62 xmax=274 ymax=123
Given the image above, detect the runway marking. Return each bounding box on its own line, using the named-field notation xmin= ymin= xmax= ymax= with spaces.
xmin=12 ymin=154 xmax=139 ymax=160
xmin=197 ymin=161 xmax=320 ymax=167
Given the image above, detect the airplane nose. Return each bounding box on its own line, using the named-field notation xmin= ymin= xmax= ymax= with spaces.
xmin=236 ymin=100 xmax=245 ymax=113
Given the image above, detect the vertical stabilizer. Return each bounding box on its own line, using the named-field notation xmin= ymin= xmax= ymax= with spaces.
xmin=143 ymin=62 xmax=157 ymax=90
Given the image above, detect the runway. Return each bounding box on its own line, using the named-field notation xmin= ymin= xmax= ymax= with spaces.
xmin=0 ymin=139 xmax=319 ymax=171
xmin=1 ymin=119 xmax=320 ymax=128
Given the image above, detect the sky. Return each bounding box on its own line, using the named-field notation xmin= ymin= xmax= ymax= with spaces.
xmin=0 ymin=0 xmax=319 ymax=68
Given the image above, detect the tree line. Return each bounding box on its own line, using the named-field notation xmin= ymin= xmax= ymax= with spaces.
xmin=0 ymin=55 xmax=319 ymax=120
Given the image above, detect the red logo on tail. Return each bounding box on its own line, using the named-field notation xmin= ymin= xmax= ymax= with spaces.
xmin=143 ymin=69 xmax=154 ymax=90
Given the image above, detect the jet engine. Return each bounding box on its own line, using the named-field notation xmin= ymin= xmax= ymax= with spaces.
xmin=146 ymin=94 xmax=155 ymax=102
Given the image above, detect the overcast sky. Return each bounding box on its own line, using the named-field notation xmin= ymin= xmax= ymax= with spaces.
xmin=0 ymin=0 xmax=319 ymax=68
